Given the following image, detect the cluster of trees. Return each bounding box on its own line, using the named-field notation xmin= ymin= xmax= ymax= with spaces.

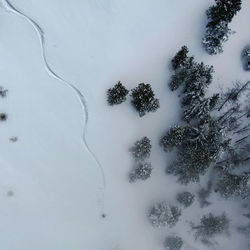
xmin=202 ymin=0 xmax=242 ymax=54
xmin=160 ymin=46 xmax=250 ymax=198
xmin=107 ymin=82 xmax=159 ymax=116
xmin=129 ymin=136 xmax=152 ymax=182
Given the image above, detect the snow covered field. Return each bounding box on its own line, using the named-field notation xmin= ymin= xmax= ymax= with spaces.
xmin=0 ymin=0 xmax=249 ymax=249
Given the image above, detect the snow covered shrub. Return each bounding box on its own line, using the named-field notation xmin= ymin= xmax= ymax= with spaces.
xmin=0 ymin=113 xmax=7 ymax=121
xmin=129 ymin=162 xmax=152 ymax=183
xmin=130 ymin=136 xmax=151 ymax=161
xmin=193 ymin=213 xmax=229 ymax=239
xmin=176 ymin=191 xmax=195 ymax=207
xmin=160 ymin=126 xmax=185 ymax=152
xmin=131 ymin=83 xmax=159 ymax=117
xmin=164 ymin=236 xmax=183 ymax=250
xmin=203 ymin=0 xmax=242 ymax=55
xmin=107 ymin=81 xmax=129 ymax=105
xmin=148 ymin=202 xmax=181 ymax=228
xmin=215 ymin=173 xmax=249 ymax=199
xmin=0 ymin=86 xmax=8 ymax=98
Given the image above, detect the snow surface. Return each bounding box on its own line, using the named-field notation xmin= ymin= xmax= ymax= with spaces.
xmin=0 ymin=0 xmax=249 ymax=250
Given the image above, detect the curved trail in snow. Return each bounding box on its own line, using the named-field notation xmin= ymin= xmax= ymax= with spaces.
xmin=2 ymin=0 xmax=106 ymax=211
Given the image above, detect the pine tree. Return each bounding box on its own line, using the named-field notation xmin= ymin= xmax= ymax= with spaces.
xmin=165 ymin=120 xmax=224 ymax=184
xmin=171 ymin=46 xmax=189 ymax=70
xmin=160 ymin=126 xmax=185 ymax=152
xmin=215 ymin=172 xmax=249 ymax=198
xmin=107 ymin=81 xmax=129 ymax=105
xmin=164 ymin=236 xmax=183 ymax=250
xmin=131 ymin=83 xmax=159 ymax=117
xmin=193 ymin=213 xmax=229 ymax=239
xmin=130 ymin=136 xmax=152 ymax=161
xmin=203 ymin=0 xmax=242 ymax=55
xmin=148 ymin=202 xmax=181 ymax=228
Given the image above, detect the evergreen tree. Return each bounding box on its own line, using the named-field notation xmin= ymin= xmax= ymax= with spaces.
xmin=193 ymin=213 xmax=229 ymax=239
xmin=203 ymin=0 xmax=242 ymax=55
xmin=160 ymin=126 xmax=185 ymax=152
xmin=215 ymin=172 xmax=249 ymax=198
xmin=176 ymin=191 xmax=195 ymax=207
xmin=171 ymin=46 xmax=189 ymax=70
xmin=130 ymin=136 xmax=152 ymax=161
xmin=131 ymin=83 xmax=159 ymax=117
xmin=206 ymin=0 xmax=242 ymax=26
xmin=202 ymin=21 xmax=232 ymax=55
xmin=107 ymin=81 xmax=129 ymax=105
xmin=148 ymin=202 xmax=181 ymax=228
xmin=165 ymin=120 xmax=225 ymax=184
xmin=164 ymin=236 xmax=183 ymax=250
xmin=129 ymin=162 xmax=152 ymax=183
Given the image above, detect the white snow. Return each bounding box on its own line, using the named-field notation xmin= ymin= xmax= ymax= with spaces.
xmin=0 ymin=0 xmax=249 ymax=249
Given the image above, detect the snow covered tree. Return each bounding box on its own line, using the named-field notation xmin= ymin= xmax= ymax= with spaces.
xmin=206 ymin=0 xmax=242 ymax=25
xmin=148 ymin=202 xmax=181 ymax=228
xmin=183 ymin=98 xmax=211 ymax=123
xmin=107 ymin=81 xmax=129 ymax=105
xmin=203 ymin=0 xmax=242 ymax=55
xmin=130 ymin=136 xmax=152 ymax=161
xmin=202 ymin=21 xmax=233 ymax=55
xmin=165 ymin=120 xmax=225 ymax=184
xmin=169 ymin=49 xmax=213 ymax=94
xmin=193 ymin=213 xmax=229 ymax=239
xmin=129 ymin=162 xmax=152 ymax=183
xmin=164 ymin=236 xmax=183 ymax=250
xmin=176 ymin=191 xmax=195 ymax=207
xmin=131 ymin=83 xmax=159 ymax=117
xmin=160 ymin=126 xmax=185 ymax=152
xmin=215 ymin=172 xmax=249 ymax=199
xmin=171 ymin=46 xmax=189 ymax=70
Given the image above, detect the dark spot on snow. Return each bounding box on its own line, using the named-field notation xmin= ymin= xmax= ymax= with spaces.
xmin=101 ymin=213 xmax=106 ymax=218
xmin=9 ymin=136 xmax=18 ymax=142
xmin=0 ymin=113 xmax=7 ymax=121
xmin=7 ymin=191 xmax=14 ymax=197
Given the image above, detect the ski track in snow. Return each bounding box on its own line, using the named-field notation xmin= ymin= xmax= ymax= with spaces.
xmin=2 ymin=0 xmax=106 ymax=212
